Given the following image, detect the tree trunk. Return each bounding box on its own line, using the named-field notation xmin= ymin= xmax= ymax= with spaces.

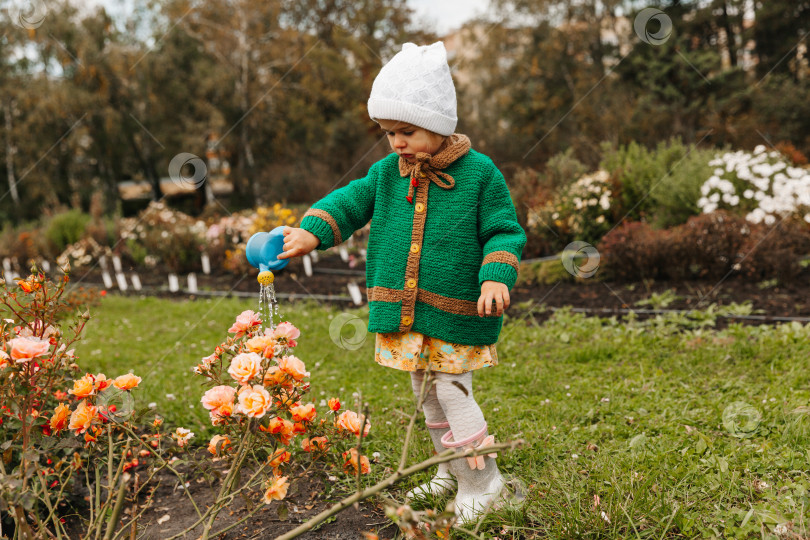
xmin=720 ymin=0 xmax=738 ymax=68
xmin=4 ymin=100 xmax=20 ymax=205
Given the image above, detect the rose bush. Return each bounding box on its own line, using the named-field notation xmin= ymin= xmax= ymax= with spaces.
xmin=189 ymin=308 xmax=372 ymax=539
xmin=0 ymin=268 xmax=186 ymax=539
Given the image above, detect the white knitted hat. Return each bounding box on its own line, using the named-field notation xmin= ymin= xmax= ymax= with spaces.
xmin=367 ymin=42 xmax=457 ymax=136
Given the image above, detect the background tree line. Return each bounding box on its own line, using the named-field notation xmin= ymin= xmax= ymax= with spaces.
xmin=1 ymin=0 xmax=808 ymax=223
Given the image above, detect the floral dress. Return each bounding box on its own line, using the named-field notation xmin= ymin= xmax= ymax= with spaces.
xmin=374 ymin=331 xmax=498 ymax=374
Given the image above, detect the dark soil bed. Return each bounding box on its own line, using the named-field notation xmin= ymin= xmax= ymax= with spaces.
xmin=63 ymin=459 xmax=397 ymax=539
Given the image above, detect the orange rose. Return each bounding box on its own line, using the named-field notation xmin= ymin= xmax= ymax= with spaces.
xmin=290 ymin=402 xmax=316 ymax=423
xmin=263 ymin=416 xmax=294 ymax=445
xmin=301 ymin=436 xmax=329 ymax=453
xmin=49 ymin=403 xmax=70 ymax=432
xmin=267 ymin=449 xmax=291 ymax=469
xmin=0 ymin=351 xmax=10 ymax=369
xmin=201 ymin=385 xmax=236 ymax=419
xmin=246 ymin=335 xmax=277 ymax=359
xmin=84 ymin=426 xmax=102 ymax=444
xmin=207 ymin=435 xmax=231 ymax=456
xmin=8 ymin=337 xmax=50 ymax=363
xmin=94 ymin=373 xmax=112 ymax=392
xmin=262 ymin=475 xmax=289 ymax=503
xmin=113 ymin=373 xmax=141 ymax=391
xmin=342 ymin=448 xmax=370 ymax=474
xmin=69 ymin=375 xmax=96 ymax=399
xmin=69 ymin=401 xmax=98 ymax=434
xmin=17 ymin=276 xmax=41 ymax=293
xmin=277 ymin=355 xmax=309 ymax=382
xmin=228 ymin=353 xmax=262 ymax=385
xmin=262 ymin=366 xmax=290 ymax=387
xmin=236 ymin=385 xmax=272 ymax=418
xmin=336 ymin=410 xmax=370 ymax=437
xmin=328 ymin=398 xmax=341 ymax=411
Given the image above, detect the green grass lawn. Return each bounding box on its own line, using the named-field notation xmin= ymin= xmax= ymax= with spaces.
xmin=74 ymin=294 xmax=810 ymax=539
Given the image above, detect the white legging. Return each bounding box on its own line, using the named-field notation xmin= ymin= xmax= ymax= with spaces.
xmin=410 ymin=370 xmax=487 ymax=442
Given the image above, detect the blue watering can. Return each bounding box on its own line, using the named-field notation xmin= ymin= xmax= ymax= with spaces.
xmin=246 ymin=226 xmax=288 ymax=284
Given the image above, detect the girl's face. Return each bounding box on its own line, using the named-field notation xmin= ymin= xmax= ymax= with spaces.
xmin=378 ymin=119 xmax=446 ymax=161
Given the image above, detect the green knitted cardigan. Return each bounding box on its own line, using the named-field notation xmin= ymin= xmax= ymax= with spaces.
xmin=300 ymin=145 xmax=526 ymax=346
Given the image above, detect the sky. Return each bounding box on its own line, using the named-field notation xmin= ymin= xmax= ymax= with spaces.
xmin=82 ymin=0 xmax=493 ymax=37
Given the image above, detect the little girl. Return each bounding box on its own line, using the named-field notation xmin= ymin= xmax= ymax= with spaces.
xmin=277 ymin=41 xmax=526 ymax=524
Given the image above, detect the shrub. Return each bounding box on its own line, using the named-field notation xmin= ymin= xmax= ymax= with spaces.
xmin=598 ymin=221 xmax=672 ymax=281
xmin=45 ymin=210 xmax=90 ymax=255
xmin=513 ymin=150 xmax=589 ymax=256
xmin=600 ymin=138 xmax=715 ymax=229
xmin=671 ymin=211 xmax=752 ymax=280
xmin=599 ymin=211 xmax=810 ymax=283
xmin=119 ymin=202 xmax=206 ymax=273
xmin=697 ymin=145 xmax=810 ymax=226
xmin=529 ymin=170 xmax=616 ymax=251
xmin=741 ymin=218 xmax=810 ymax=281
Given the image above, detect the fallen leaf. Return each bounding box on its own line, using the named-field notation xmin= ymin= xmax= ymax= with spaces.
xmin=157 ymin=514 xmax=170 ymax=525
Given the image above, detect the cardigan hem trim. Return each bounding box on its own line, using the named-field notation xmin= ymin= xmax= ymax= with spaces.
xmin=367 ymin=286 xmax=499 ymax=319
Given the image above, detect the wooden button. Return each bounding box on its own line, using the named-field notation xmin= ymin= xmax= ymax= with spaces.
xmin=410 ymin=243 xmax=420 ymax=253
xmin=401 ymin=316 xmax=412 ymax=326
xmin=406 ymin=278 xmax=416 ymax=288
xmin=415 ymin=203 xmax=425 ymax=213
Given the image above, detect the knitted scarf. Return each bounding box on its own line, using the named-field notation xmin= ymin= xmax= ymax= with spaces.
xmin=398 ymin=134 xmax=472 ymax=204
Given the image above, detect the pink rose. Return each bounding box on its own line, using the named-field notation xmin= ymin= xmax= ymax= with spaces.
xmin=8 ymin=337 xmax=51 ymax=363
xmin=237 ymin=384 xmax=272 ymax=418
xmin=227 ymin=353 xmax=262 ymax=385
xmin=273 ymin=322 xmax=300 ymax=346
xmin=228 ymin=310 xmax=261 ymax=338
xmin=201 ymin=385 xmax=237 ymax=416
xmin=277 ymin=355 xmax=309 ymax=382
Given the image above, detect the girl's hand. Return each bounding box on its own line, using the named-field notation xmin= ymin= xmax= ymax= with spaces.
xmin=478 ymin=280 xmax=510 ymax=317
xmin=276 ymin=227 xmax=320 ymax=259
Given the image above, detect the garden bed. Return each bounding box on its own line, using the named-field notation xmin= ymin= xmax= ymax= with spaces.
xmin=118 ymin=463 xmax=396 ymax=539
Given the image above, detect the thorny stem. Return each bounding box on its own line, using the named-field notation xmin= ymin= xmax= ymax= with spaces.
xmin=275 ymin=440 xmax=521 ymax=540
xmin=198 ymin=421 xmax=254 ymax=540
xmin=35 ymin=471 xmax=65 ymax=540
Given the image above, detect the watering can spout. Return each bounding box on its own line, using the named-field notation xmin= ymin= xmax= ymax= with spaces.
xmin=246 ymin=226 xmax=289 ymax=275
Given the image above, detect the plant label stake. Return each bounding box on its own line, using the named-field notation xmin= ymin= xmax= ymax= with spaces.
xmin=187 ymin=273 xmax=198 ymax=293
xmin=115 ymin=273 xmax=128 ymax=291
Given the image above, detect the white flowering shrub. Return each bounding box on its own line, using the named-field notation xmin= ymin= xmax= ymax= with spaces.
xmin=528 ymin=170 xmax=614 ymax=248
xmin=698 ymin=146 xmax=810 ymax=225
